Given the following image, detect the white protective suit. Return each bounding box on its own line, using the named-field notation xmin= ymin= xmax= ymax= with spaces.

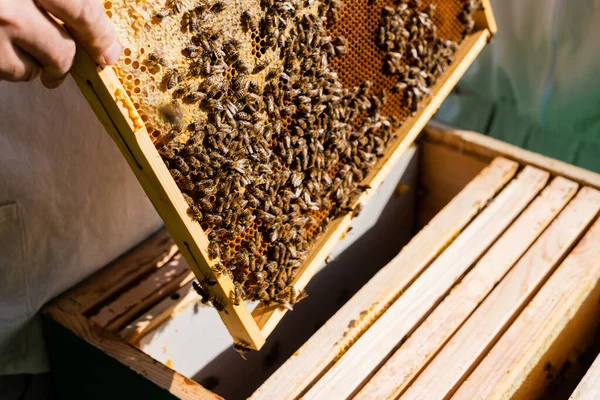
xmin=0 ymin=78 xmax=163 ymax=375
xmin=1 ymin=0 xmax=599 ymax=383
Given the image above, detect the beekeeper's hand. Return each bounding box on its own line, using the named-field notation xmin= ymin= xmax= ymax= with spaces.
xmin=0 ymin=0 xmax=121 ymax=88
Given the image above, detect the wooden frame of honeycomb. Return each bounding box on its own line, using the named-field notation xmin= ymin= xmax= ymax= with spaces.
xmin=70 ymin=0 xmax=496 ymax=350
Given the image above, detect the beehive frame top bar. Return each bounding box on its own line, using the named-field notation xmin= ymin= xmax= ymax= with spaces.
xmin=70 ymin=0 xmax=496 ymax=348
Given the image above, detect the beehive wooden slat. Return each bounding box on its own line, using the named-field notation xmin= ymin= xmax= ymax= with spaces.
xmin=89 ymin=254 xmax=193 ymax=331
xmin=54 ymin=229 xmax=178 ymax=315
xmin=402 ymin=187 xmax=600 ymax=399
xmin=45 ymin=306 xmax=222 ymax=400
xmin=250 ymin=157 xmax=518 ymax=399
xmin=455 ymin=216 xmax=600 ymax=400
xmin=570 ymin=350 xmax=600 ymax=399
xmin=119 ymin=280 xmax=197 ymax=344
xmin=69 ymin=0 xmax=495 ymax=347
xmin=301 ymin=166 xmax=548 ymax=400
xmin=356 ymin=176 xmax=579 ymax=400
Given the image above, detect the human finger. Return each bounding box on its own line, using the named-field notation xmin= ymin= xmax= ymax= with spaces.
xmin=0 ymin=41 xmax=41 ymax=83
xmin=12 ymin=1 xmax=76 ymax=88
xmin=36 ymin=0 xmax=122 ymax=65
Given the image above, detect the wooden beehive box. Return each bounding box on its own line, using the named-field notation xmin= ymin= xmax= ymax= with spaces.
xmin=70 ymin=0 xmax=496 ymax=348
xmin=43 ymin=127 xmax=600 ymax=399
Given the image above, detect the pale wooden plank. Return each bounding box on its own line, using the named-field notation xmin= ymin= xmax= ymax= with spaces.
xmin=424 ymin=124 xmax=600 ymax=190
xmin=45 ymin=307 xmax=221 ymax=400
xmin=454 ymin=216 xmax=600 ymax=400
xmin=251 ymin=158 xmax=518 ymax=400
xmin=71 ymin=48 xmax=265 ymax=349
xmin=55 ymin=229 xmax=178 ymax=314
xmin=356 ymin=176 xmax=578 ymax=400
xmin=251 ymin=30 xmax=491 ymax=337
xmin=120 ymin=280 xmax=197 ymax=344
xmin=570 ymin=351 xmax=600 ymax=400
xmin=89 ymin=254 xmax=193 ymax=331
xmin=403 ymin=187 xmax=600 ymax=400
xmin=302 ymin=166 xmax=548 ymax=400
xmin=418 ymin=141 xmax=488 ymax=227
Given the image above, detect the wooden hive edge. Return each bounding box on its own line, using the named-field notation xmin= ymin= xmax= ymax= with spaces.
xmin=51 ymin=229 xmax=178 ymax=315
xmin=42 ymin=305 xmax=221 ymax=400
xmin=424 ymin=124 xmax=600 ymax=190
xmin=70 ymin=47 xmax=265 ymax=349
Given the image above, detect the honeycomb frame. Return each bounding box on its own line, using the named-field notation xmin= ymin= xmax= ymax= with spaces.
xmin=70 ymin=0 xmax=496 ymax=350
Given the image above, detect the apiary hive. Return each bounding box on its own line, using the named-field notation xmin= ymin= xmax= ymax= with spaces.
xmin=71 ymin=0 xmax=495 ymax=349
xmin=43 ymin=127 xmax=600 ymax=399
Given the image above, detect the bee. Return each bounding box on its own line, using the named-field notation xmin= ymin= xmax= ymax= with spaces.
xmin=212 ymin=298 xmax=227 ymax=312
xmin=162 ymin=68 xmax=184 ymax=90
xmin=290 ymin=287 xmax=307 ymax=304
xmin=211 ymin=1 xmax=225 ymax=13
xmin=192 ymin=280 xmax=210 ymax=300
xmin=146 ymin=51 xmax=168 ymax=68
xmin=214 ymin=262 xmax=232 ymax=278
xmin=233 ymin=59 xmax=249 ymax=74
xmin=233 ymin=249 xmax=250 ymax=268
xmin=231 ymin=285 xmax=243 ymax=306
xmin=201 ymin=276 xmax=218 ymax=286
xmin=187 ymin=203 xmax=203 ymax=220
xmin=258 ymin=289 xmax=270 ymax=302
xmin=156 ymin=0 xmax=182 ymax=19
xmin=208 ymin=241 xmax=221 ymax=259
xmin=156 ymin=9 xmax=171 ymax=19
xmin=240 ymin=10 xmax=258 ymax=32
xmin=333 ymin=36 xmax=347 ymax=55
xmin=201 ymin=59 xmax=211 ymax=76
xmin=233 ymin=342 xmax=251 ymax=360
xmin=184 ymin=91 xmax=205 ymax=104
xmin=181 ymin=11 xmax=199 ymax=32
xmin=183 ymin=46 xmax=199 ymax=59
xmin=352 ymin=203 xmax=364 ymax=218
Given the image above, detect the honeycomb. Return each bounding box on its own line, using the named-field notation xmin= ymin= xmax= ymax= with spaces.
xmin=102 ymin=0 xmax=480 ymax=307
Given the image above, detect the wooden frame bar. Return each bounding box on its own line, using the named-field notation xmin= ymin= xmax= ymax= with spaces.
xmin=402 ymin=187 xmax=600 ymax=399
xmin=356 ymin=176 xmax=578 ymax=399
xmin=302 ymin=166 xmax=548 ymax=400
xmin=70 ymin=15 xmax=494 ymax=346
xmin=455 ymin=217 xmax=600 ymax=399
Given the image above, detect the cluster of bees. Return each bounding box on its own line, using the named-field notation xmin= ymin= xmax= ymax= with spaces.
xmin=377 ymin=1 xmax=460 ymax=114
xmin=145 ymin=0 xmax=479 ymax=310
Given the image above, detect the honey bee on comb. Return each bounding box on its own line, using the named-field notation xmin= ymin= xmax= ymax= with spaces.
xmin=104 ymin=0 xmax=481 ymax=309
